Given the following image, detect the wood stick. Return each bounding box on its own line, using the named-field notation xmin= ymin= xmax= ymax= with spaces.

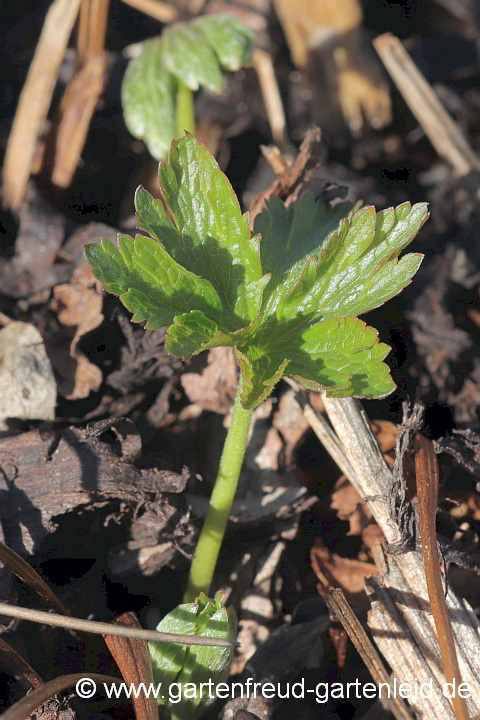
xmin=48 ymin=0 xmax=109 ymax=187
xmin=317 ymin=396 xmax=480 ymax=719
xmin=50 ymin=53 xmax=107 ymax=187
xmin=374 ymin=33 xmax=479 ymax=176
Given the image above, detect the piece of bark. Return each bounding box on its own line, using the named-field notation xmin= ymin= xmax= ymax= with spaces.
xmin=0 ymin=418 xmax=188 ymax=558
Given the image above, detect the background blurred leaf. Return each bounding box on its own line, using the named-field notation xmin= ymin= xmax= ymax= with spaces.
xmin=122 ymin=38 xmax=177 ymax=160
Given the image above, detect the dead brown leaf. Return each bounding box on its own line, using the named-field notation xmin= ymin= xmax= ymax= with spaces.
xmin=446 ymin=490 xmax=480 ymax=521
xmin=272 ymin=389 xmax=309 ymax=467
xmin=50 ymin=265 xmax=103 ymax=399
xmin=311 ymin=538 xmax=378 ymax=608
xmin=330 ymin=476 xmax=373 ymax=537
xmin=180 ymin=347 xmax=237 ymax=414
xmin=371 ymin=419 xmax=397 ymax=454
xmin=274 ymin=0 xmax=362 ymax=69
xmin=361 ymin=523 xmax=384 ymax=551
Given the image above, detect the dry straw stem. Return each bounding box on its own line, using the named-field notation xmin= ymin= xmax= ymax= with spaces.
xmin=2 ymin=0 xmax=82 ymax=209
xmin=307 ymin=396 xmax=480 ymax=719
xmin=0 ymin=636 xmax=44 ymax=689
xmin=49 ymin=0 xmax=109 ymax=187
xmin=119 ymin=0 xmax=178 ymax=23
xmin=77 ymin=0 xmax=110 ymax=63
xmin=104 ymin=612 xmax=158 ymax=720
xmin=252 ymin=49 xmax=286 ymax=145
xmin=50 ymin=53 xmax=107 ymax=188
xmin=0 ymin=541 xmax=69 ymax=618
xmin=374 ymin=33 xmax=479 ymax=176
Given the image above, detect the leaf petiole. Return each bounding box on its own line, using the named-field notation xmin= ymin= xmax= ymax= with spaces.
xmin=175 ymin=79 xmax=196 ymax=137
xmin=184 ymin=373 xmax=252 ymax=601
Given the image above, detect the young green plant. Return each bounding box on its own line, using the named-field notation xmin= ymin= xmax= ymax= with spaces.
xmin=122 ymin=14 xmax=253 ymax=160
xmin=85 ymin=133 xmax=428 ymax=605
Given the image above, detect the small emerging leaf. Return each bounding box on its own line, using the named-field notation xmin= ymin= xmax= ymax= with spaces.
xmin=149 ymin=593 xmax=236 ymax=720
xmin=163 ymin=14 xmax=253 ymax=92
xmin=121 ymin=15 xmax=253 ymax=159
xmin=188 ymin=15 xmax=253 ymax=72
xmin=122 ymin=39 xmax=177 ymax=161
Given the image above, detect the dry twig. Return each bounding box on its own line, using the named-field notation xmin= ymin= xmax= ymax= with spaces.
xmin=415 ymin=435 xmax=470 ymax=720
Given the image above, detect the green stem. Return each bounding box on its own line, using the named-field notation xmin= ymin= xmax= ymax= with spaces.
xmin=184 ymin=377 xmax=252 ymax=602
xmin=175 ymin=81 xmax=196 ymax=137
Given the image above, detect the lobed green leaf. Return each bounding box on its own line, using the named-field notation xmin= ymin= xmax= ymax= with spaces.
xmin=167 ymin=311 xmax=233 ymax=360
xmin=236 ymin=315 xmax=395 ymax=408
xmin=85 ymin=134 xmax=429 ymax=410
xmin=255 ymin=194 xmax=428 ymax=323
xmin=136 ymin=135 xmax=269 ymax=326
xmin=85 ymin=233 xmax=224 ymax=329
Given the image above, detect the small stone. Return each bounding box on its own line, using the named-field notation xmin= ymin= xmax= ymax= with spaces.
xmin=0 ymin=322 xmax=56 ymax=430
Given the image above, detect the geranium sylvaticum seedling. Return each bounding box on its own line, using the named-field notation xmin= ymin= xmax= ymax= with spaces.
xmin=122 ymin=14 xmax=253 ymax=160
xmin=85 ymin=133 xmax=428 ymax=718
